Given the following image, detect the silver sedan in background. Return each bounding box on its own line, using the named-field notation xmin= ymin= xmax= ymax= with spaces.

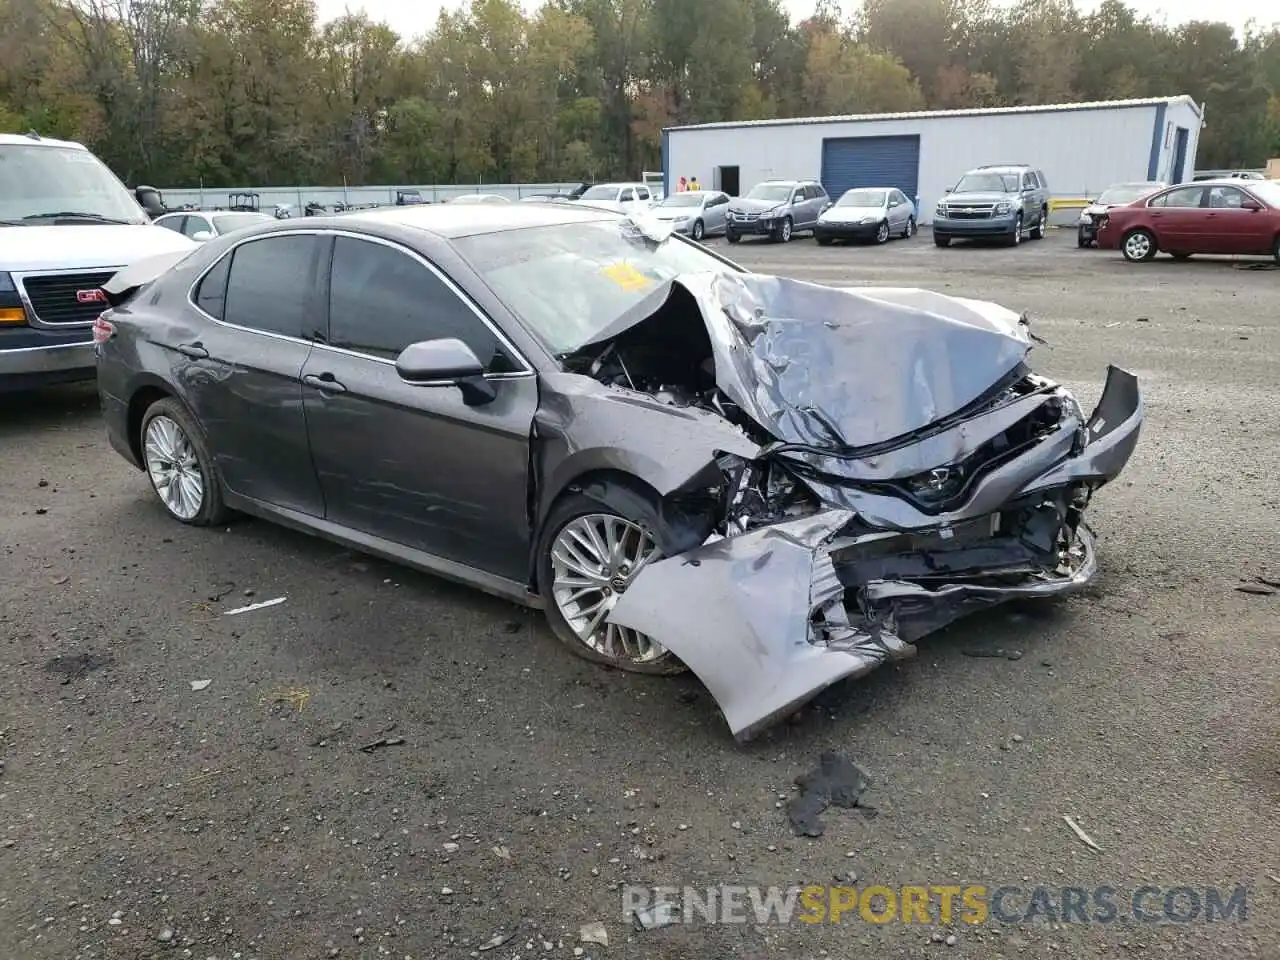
xmin=153 ymin=210 xmax=274 ymax=242
xmin=815 ymin=187 xmax=917 ymax=245
xmin=648 ymin=190 xmax=731 ymax=241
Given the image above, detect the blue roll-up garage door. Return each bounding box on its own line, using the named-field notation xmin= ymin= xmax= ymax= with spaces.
xmin=820 ymin=135 xmax=921 ymax=202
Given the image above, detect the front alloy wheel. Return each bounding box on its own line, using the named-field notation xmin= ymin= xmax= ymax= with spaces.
xmin=876 ymin=220 xmax=890 ymax=243
xmin=777 ymin=217 xmax=793 ymax=242
xmin=549 ymin=513 xmax=671 ymax=669
xmin=1122 ymin=228 xmax=1157 ymax=262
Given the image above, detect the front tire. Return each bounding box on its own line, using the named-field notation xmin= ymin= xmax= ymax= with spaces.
xmin=1170 ymin=251 xmax=1192 ymax=261
xmin=140 ymin=397 xmax=229 ymax=526
xmin=691 ymin=218 xmax=704 ymax=241
xmin=934 ymin=233 xmax=951 ymax=247
xmin=875 ymin=220 xmax=890 ymax=244
xmin=774 ymin=216 xmax=793 ymax=243
xmin=1007 ymin=213 xmax=1023 ymax=246
xmin=1121 ymin=228 xmax=1157 ymax=262
xmin=726 ymin=229 xmax=740 ymax=244
xmin=537 ymin=492 xmax=685 ymax=676
xmin=1077 ymin=229 xmax=1090 ymax=248
xmin=816 ymin=234 xmax=833 ymax=246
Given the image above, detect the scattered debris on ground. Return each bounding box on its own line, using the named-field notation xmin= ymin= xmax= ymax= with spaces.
xmin=43 ymin=652 xmax=110 ymax=684
xmin=188 ymin=679 xmax=212 ymax=691
xmin=634 ymin=900 xmax=681 ymax=931
xmin=578 ymin=921 xmax=609 ymax=946
xmin=222 ymin=596 xmax=287 ymax=615
xmin=787 ymin=752 xmax=874 ymax=837
xmin=477 ymin=929 xmax=518 ymax=951
xmin=359 ymin=736 xmax=405 ymax=753
xmin=1235 ymin=583 xmax=1275 ymax=596
xmin=1063 ymin=815 xmax=1101 ymax=851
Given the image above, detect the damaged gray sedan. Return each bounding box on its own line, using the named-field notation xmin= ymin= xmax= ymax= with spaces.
xmin=94 ymin=202 xmax=1142 ymax=741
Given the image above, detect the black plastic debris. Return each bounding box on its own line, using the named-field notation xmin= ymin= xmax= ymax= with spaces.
xmin=787 ymin=752 xmax=873 ymax=837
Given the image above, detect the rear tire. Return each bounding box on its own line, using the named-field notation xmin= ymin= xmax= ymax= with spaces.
xmin=1121 ymin=228 xmax=1157 ymax=262
xmin=1031 ymin=207 xmax=1049 ymax=239
xmin=902 ymin=216 xmax=916 ymax=238
xmin=139 ymin=397 xmax=230 ymax=527
xmin=537 ymin=491 xmax=685 ymax=676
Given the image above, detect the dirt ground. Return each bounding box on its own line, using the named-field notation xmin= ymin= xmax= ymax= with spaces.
xmin=1 ymin=229 xmax=1277 ymax=960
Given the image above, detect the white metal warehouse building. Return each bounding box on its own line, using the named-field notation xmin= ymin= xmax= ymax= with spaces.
xmin=661 ymin=96 xmax=1202 ymax=223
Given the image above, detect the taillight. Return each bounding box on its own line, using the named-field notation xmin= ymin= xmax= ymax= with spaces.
xmin=92 ymin=314 xmax=116 ymax=343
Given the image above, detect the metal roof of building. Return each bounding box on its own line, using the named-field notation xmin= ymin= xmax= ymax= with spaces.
xmin=665 ymin=96 xmax=1201 ymax=134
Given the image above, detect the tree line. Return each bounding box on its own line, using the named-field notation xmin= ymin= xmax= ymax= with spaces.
xmin=1 ymin=0 xmax=1277 ymax=189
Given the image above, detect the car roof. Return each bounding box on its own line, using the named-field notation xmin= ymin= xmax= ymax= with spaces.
xmin=0 ymin=132 xmax=87 ymax=149
xmin=340 ymin=201 xmax=622 ymax=238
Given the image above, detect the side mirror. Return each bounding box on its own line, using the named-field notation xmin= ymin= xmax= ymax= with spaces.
xmin=944 ymin=186 xmax=953 ymax=194
xmin=1240 ymin=199 xmax=1263 ymax=211
xmin=190 ymin=230 xmax=213 ymax=242
xmin=395 ymin=338 xmax=494 ymax=405
xmin=135 ymin=185 xmax=164 ymax=216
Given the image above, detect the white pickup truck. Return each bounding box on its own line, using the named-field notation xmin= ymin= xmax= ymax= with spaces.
xmin=0 ymin=132 xmax=196 ymax=393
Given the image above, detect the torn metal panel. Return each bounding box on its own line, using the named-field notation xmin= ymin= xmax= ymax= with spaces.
xmin=606 ymin=509 xmax=910 ymax=742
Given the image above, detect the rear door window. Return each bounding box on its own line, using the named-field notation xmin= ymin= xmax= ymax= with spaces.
xmin=222 ymin=235 xmax=324 ymax=339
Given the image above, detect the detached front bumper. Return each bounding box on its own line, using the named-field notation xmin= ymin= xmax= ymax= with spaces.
xmin=727 ymin=216 xmax=781 ymax=236
xmin=606 ymin=366 xmax=1143 ymax=742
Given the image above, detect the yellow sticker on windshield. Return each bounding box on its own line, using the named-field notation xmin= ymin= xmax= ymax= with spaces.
xmin=600 ymin=262 xmax=652 ymax=292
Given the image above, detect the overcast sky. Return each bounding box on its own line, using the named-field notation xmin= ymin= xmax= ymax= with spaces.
xmin=315 ymin=0 xmax=1276 ymax=44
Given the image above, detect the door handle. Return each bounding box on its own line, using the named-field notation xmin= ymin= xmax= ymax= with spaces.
xmin=176 ymin=341 xmax=208 ymax=359
xmin=303 ymin=372 xmax=346 ymax=393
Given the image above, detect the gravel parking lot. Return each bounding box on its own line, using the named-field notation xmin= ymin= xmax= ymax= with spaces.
xmin=2 ymin=228 xmax=1277 ymax=960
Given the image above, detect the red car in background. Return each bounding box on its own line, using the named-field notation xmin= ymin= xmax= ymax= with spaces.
xmin=1095 ymin=178 xmax=1280 ymax=263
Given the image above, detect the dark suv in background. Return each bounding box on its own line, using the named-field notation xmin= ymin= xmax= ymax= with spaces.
xmin=933 ymin=164 xmax=1051 ymax=247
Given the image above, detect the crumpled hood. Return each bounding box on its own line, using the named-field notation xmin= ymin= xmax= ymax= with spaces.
xmin=0 ymin=223 xmax=196 ymax=272
xmin=728 ymin=198 xmax=784 ymax=215
xmin=675 ymin=273 xmax=1032 ymax=450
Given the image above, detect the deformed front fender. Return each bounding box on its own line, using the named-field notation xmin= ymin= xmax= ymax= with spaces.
xmin=605 ymin=510 xmax=912 ymax=742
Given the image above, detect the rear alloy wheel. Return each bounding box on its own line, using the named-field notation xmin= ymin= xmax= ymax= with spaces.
xmin=140 ymin=397 xmax=228 ymax=526
xmin=1121 ymin=228 xmax=1157 ymax=262
xmin=1031 ymin=207 xmax=1048 ymax=239
xmin=691 ymin=218 xmax=705 ymax=241
xmin=539 ymin=497 xmax=684 ymax=676
xmin=875 ymin=220 xmax=890 ymax=244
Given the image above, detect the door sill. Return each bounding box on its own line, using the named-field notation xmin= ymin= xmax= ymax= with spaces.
xmin=223 ymin=490 xmax=543 ymax=609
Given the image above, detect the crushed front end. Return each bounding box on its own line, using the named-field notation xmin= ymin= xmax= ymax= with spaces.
xmin=605 ymin=363 xmax=1142 ymax=741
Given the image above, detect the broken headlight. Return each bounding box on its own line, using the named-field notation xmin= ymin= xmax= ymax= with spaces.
xmin=903 ymin=463 xmax=969 ymax=503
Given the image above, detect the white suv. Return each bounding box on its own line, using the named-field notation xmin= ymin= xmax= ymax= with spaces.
xmin=0 ymin=132 xmax=195 ymax=392
xmin=570 ymin=182 xmax=655 ymax=215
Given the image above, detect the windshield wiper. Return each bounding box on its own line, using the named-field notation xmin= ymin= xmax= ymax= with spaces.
xmin=21 ymin=211 xmax=133 ymax=224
